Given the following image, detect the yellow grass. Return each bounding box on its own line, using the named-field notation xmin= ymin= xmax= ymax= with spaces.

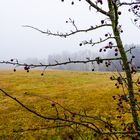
xmin=0 ymin=70 xmax=134 ymax=139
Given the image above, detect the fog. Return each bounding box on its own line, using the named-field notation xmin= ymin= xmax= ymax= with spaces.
xmin=0 ymin=0 xmax=140 ymax=60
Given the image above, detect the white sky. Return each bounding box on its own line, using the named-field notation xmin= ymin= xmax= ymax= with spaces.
xmin=0 ymin=0 xmax=140 ymax=60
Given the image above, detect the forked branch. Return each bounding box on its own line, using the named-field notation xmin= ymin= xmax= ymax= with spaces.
xmin=85 ymin=0 xmax=110 ymax=16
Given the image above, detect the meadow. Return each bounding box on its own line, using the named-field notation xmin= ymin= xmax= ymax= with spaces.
xmin=0 ymin=70 xmax=134 ymax=139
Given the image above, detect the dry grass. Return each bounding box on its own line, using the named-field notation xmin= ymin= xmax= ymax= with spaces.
xmin=0 ymin=70 xmax=133 ymax=139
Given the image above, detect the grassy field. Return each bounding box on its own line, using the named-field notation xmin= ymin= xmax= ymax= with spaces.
xmin=0 ymin=70 xmax=134 ymax=139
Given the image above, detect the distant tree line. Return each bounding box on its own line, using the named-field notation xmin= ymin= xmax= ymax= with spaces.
xmin=1 ymin=44 xmax=139 ymax=72
xmin=47 ymin=44 xmax=140 ymax=71
xmin=47 ymin=50 xmax=99 ymax=71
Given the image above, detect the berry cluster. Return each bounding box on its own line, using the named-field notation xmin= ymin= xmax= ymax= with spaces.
xmin=99 ymin=42 xmax=113 ymax=52
xmin=105 ymin=61 xmax=111 ymax=67
xmin=95 ymin=57 xmax=103 ymax=65
xmin=112 ymin=94 xmax=128 ymax=118
xmin=110 ymin=76 xmax=123 ymax=89
xmin=99 ymin=41 xmax=119 ymax=57
xmin=24 ymin=65 xmax=30 ymax=72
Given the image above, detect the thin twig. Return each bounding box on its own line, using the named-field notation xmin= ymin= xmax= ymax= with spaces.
xmin=119 ymin=2 xmax=140 ymax=6
xmin=13 ymin=124 xmax=73 ymax=133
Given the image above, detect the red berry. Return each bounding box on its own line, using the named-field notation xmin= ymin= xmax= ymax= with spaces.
xmin=101 ymin=20 xmax=104 ymax=24
xmin=99 ymin=48 xmax=102 ymax=52
xmin=51 ymin=102 xmax=55 ymax=107
xmin=71 ymin=1 xmax=74 ymax=5
xmin=110 ymin=76 xmax=114 ymax=80
xmin=118 ymin=11 xmax=121 ymax=15
xmin=105 ymin=34 xmax=108 ymax=37
xmin=109 ymin=41 xmax=113 ymax=46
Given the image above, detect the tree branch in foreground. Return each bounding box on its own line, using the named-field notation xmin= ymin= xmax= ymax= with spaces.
xmin=22 ymin=24 xmax=112 ymax=38
xmin=0 ymin=89 xmax=101 ymax=133
xmin=0 ymin=57 xmax=121 ymax=70
xmin=13 ymin=124 xmax=73 ymax=133
xmin=81 ymin=37 xmax=115 ymax=46
xmin=85 ymin=0 xmax=110 ymax=16
xmin=1 ymin=88 xmax=139 ymax=137
xmin=119 ymin=2 xmax=140 ymax=6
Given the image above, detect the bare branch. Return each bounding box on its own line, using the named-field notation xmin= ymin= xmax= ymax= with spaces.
xmin=23 ymin=24 xmax=112 ymax=38
xmin=125 ymin=46 xmax=136 ymax=53
xmin=0 ymin=89 xmax=101 ymax=133
xmin=21 ymin=92 xmax=119 ymax=134
xmin=102 ymin=131 xmax=140 ymax=135
xmin=13 ymin=124 xmax=73 ymax=133
xmin=119 ymin=2 xmax=140 ymax=6
xmin=0 ymin=57 xmax=121 ymax=69
xmin=81 ymin=37 xmax=115 ymax=46
xmin=85 ymin=0 xmax=110 ymax=16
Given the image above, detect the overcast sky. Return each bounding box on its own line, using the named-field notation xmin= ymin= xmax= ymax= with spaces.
xmin=0 ymin=0 xmax=140 ymax=60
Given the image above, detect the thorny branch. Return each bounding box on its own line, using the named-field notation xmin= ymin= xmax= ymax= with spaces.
xmin=23 ymin=24 xmax=112 ymax=38
xmin=119 ymin=2 xmax=140 ymax=6
xmin=0 ymin=57 xmax=121 ymax=70
xmin=23 ymin=92 xmax=120 ymax=134
xmin=0 ymin=88 xmax=139 ymax=138
xmin=81 ymin=36 xmax=115 ymax=46
xmin=0 ymin=89 xmax=101 ymax=133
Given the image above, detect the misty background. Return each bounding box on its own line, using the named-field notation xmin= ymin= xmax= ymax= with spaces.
xmin=0 ymin=0 xmax=140 ymax=70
